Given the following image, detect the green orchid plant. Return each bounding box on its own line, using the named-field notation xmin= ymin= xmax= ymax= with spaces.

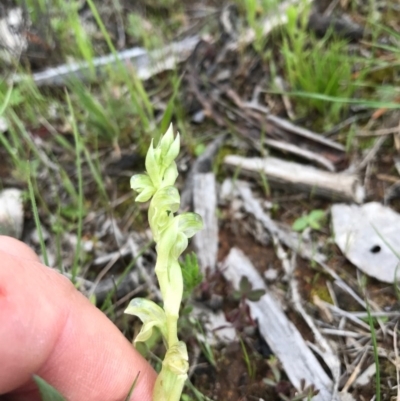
xmin=125 ymin=124 xmax=203 ymax=401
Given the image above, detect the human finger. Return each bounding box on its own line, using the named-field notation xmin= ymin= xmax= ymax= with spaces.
xmin=0 ymin=238 xmax=156 ymax=401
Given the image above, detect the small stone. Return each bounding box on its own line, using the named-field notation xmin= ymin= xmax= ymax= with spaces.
xmin=264 ymin=268 xmax=279 ymax=282
xmin=0 ymin=188 xmax=24 ymax=238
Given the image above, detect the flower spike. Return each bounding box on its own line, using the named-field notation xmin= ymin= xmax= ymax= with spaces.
xmin=125 ymin=124 xmax=203 ymax=401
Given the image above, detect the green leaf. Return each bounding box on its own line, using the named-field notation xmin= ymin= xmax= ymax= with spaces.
xmin=308 ymin=209 xmax=326 ymax=230
xmin=239 ymin=276 xmax=252 ymax=294
xmin=194 ymin=143 xmax=206 ymax=157
xmin=309 ymin=220 xmax=321 ymax=230
xmin=33 ymin=376 xmax=67 ymax=401
xmin=292 ymin=216 xmax=309 ymax=232
xmin=247 ymin=289 xmax=266 ymax=302
xmin=308 ymin=209 xmax=325 ymax=221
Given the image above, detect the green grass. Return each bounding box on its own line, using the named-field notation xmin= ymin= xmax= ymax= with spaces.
xmin=66 ymin=92 xmax=84 ymax=282
xmin=27 ymin=165 xmax=49 ymax=266
xmin=280 ymin=5 xmax=358 ymax=123
xmin=366 ymin=300 xmax=381 ymax=401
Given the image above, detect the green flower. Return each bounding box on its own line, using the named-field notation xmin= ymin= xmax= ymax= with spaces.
xmin=125 ymin=298 xmax=167 ymax=343
xmin=145 ymin=124 xmax=180 ymax=189
xmin=130 ymin=174 xmax=155 ymax=202
xmin=153 ymin=342 xmax=189 ymax=401
xmin=126 ymin=124 xmax=203 ymax=401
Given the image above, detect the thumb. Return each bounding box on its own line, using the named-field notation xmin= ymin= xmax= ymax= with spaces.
xmin=0 ymin=236 xmax=156 ymax=401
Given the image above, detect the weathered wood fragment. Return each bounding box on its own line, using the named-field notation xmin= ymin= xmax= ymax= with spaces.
xmin=221 ymin=248 xmax=339 ymax=401
xmin=192 ymin=173 xmax=218 ymax=273
xmin=224 ymin=155 xmax=364 ymax=203
xmin=14 ymin=35 xmax=200 ymax=86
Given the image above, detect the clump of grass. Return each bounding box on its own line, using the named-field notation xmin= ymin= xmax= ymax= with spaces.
xmin=281 ymin=5 xmax=359 ymax=124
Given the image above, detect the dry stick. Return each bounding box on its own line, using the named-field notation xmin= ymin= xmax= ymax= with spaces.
xmin=322 ymin=302 xmax=371 ymax=331
xmin=319 ymin=329 xmax=366 ymax=338
xmin=313 ymin=295 xmax=334 ymax=324
xmin=87 ymin=252 xmax=120 ymax=299
xmin=356 ymin=135 xmax=388 ymax=172
xmin=356 ymin=126 xmax=400 ymax=137
xmin=324 ymin=114 xmax=368 ymax=138
xmin=326 ymin=280 xmax=339 ymax=308
xmin=92 ymin=243 xmax=131 ymax=265
xmin=225 ymin=155 xmax=364 ymax=203
xmin=266 ymin=114 xmax=345 ymax=152
xmin=323 ymin=0 xmax=341 ymax=15
xmin=104 ymin=284 xmax=148 ymax=316
xmin=274 ymin=76 xmax=296 ymax=120
xmin=350 ymin=311 xmax=400 ymax=318
xmin=263 ymin=138 xmax=336 ymax=171
xmin=244 ymin=84 xmax=270 ymax=114
xmin=341 ymin=349 xmax=369 ymax=393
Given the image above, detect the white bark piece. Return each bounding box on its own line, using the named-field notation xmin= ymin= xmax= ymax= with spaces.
xmin=224 ymin=155 xmax=365 ymax=203
xmin=354 ymin=363 xmax=376 ymax=387
xmin=0 ymin=188 xmax=23 ymax=238
xmin=14 ymin=35 xmax=200 ymax=86
xmin=221 ymin=248 xmax=339 ymax=401
xmin=331 ymin=202 xmax=400 ymax=283
xmin=192 ymin=173 xmax=218 ymax=273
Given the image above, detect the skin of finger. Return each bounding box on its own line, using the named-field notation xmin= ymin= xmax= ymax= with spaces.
xmin=0 ymin=236 xmax=41 ymax=262
xmin=0 ymin=240 xmax=156 ymax=400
